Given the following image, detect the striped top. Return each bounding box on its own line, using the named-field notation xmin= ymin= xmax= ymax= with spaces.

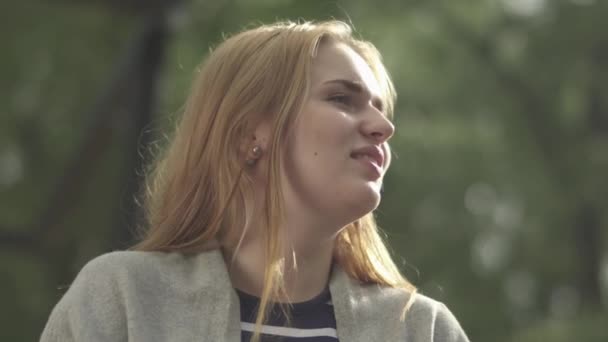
xmin=236 ymin=287 xmax=339 ymax=342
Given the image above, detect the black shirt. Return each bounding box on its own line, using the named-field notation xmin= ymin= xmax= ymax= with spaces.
xmin=237 ymin=287 xmax=339 ymax=342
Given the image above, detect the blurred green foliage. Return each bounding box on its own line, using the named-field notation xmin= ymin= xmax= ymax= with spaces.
xmin=1 ymin=0 xmax=607 ymax=341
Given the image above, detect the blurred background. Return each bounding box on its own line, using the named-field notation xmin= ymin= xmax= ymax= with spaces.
xmin=1 ymin=0 xmax=607 ymax=340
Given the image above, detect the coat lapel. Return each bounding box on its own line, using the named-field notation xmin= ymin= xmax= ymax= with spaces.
xmin=193 ymin=250 xmax=242 ymax=342
xmin=200 ymin=251 xmax=413 ymax=342
xmin=330 ymin=266 xmax=412 ymax=342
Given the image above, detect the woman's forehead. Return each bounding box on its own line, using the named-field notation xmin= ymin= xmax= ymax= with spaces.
xmin=310 ymin=42 xmax=382 ymax=99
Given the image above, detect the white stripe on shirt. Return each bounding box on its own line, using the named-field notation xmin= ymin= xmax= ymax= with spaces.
xmin=240 ymin=322 xmax=338 ymax=338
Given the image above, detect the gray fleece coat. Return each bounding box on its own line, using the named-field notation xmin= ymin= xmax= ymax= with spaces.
xmin=40 ymin=250 xmax=470 ymax=342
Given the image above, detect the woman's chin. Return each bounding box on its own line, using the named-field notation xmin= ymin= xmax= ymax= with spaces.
xmin=346 ymin=183 xmax=382 ymax=218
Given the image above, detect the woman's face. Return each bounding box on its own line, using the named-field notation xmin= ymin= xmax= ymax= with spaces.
xmin=281 ymin=41 xmax=395 ymax=229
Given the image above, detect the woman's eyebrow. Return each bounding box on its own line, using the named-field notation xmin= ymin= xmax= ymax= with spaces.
xmin=323 ymin=79 xmax=366 ymax=94
xmin=324 ymin=79 xmax=369 ymax=93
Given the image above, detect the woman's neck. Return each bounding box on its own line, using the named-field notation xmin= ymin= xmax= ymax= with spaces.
xmin=223 ymin=232 xmax=335 ymax=303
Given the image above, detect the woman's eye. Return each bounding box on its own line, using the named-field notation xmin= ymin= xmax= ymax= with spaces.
xmin=328 ymin=94 xmax=352 ymax=106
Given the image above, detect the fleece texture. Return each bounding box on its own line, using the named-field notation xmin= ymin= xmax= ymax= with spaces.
xmin=41 ymin=250 xmax=469 ymax=342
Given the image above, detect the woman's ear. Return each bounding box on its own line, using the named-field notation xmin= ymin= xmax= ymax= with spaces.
xmin=252 ymin=118 xmax=272 ymax=146
xmin=241 ymin=118 xmax=271 ymax=165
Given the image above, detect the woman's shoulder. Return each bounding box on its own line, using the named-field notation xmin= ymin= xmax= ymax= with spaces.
xmin=404 ymin=293 xmax=470 ymax=342
xmin=74 ymin=250 xmax=229 ymax=289
xmin=83 ymin=250 xmax=223 ymax=271
xmin=77 ymin=250 xmax=155 ymax=273
xmin=407 ymin=292 xmax=452 ymax=315
xmin=371 ymin=289 xmax=469 ymax=342
xmin=330 ymin=268 xmax=469 ymax=341
xmin=41 ymin=249 xmax=233 ymax=341
xmin=72 ymin=250 xmax=172 ymax=284
xmin=363 ymin=283 xmax=463 ymax=324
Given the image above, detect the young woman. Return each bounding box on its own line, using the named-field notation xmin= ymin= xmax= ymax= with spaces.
xmin=41 ymin=20 xmax=469 ymax=342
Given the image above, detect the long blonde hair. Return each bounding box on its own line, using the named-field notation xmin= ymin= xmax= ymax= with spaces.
xmin=133 ymin=20 xmax=416 ymax=340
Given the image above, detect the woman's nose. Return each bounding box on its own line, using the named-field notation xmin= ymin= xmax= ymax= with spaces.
xmin=361 ymin=107 xmax=395 ymax=143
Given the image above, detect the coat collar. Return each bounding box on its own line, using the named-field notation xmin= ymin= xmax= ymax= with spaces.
xmin=194 ymin=249 xmax=412 ymax=342
xmin=329 ymin=264 xmax=412 ymax=341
